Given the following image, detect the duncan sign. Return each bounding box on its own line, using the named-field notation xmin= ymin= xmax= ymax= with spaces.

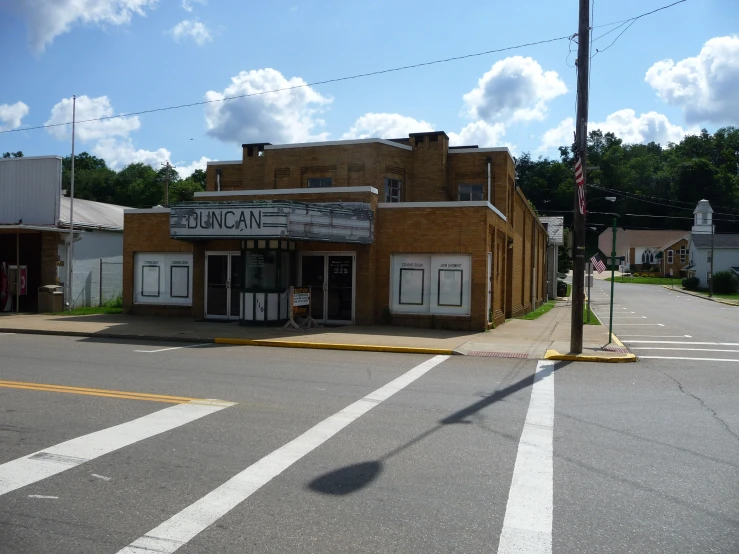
xmin=170 ymin=201 xmax=374 ymax=243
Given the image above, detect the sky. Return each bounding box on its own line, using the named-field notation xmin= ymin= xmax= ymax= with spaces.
xmin=0 ymin=0 xmax=738 ymax=177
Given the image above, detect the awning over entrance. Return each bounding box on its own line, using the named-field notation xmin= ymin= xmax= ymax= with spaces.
xmin=169 ymin=201 xmax=373 ymax=244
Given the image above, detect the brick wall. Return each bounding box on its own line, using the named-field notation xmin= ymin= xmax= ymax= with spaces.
xmin=123 ymin=212 xmax=192 ymax=315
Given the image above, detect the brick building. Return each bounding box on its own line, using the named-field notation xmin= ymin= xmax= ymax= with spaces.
xmin=122 ymin=132 xmax=547 ymax=330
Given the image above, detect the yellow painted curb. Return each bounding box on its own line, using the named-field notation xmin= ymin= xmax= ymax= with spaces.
xmin=214 ymin=337 xmax=454 ymax=355
xmin=544 ymin=349 xmax=637 ymax=363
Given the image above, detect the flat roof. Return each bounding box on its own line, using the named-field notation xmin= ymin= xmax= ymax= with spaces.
xmin=264 ymin=138 xmax=413 ymax=152
xmin=0 ymin=155 xmax=63 ymax=162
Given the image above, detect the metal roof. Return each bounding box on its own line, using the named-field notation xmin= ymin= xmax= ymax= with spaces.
xmin=691 ymin=233 xmax=739 ymax=249
xmin=539 ymin=216 xmax=564 ymax=245
xmin=59 ymin=197 xmax=125 ymax=231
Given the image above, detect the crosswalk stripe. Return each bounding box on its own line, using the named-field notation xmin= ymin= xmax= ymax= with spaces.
xmin=117 ymin=355 xmax=450 ymax=554
xmin=497 ymin=360 xmax=554 ymax=554
xmin=0 ymin=400 xmax=235 ymax=497
xmin=631 ymin=347 xmax=739 ymax=353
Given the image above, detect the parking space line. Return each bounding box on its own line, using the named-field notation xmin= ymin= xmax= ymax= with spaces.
xmin=631 ymin=347 xmax=739 ymax=353
xmin=135 ymin=344 xmax=211 ymax=353
xmin=623 ymin=341 xmax=739 ymax=346
xmin=640 ymin=356 xmax=739 ymax=363
xmin=498 ymin=360 xmax=554 ymax=554
xmin=613 ymin=323 xmax=664 ymax=326
xmin=117 ymin=354 xmax=450 ymax=554
xmin=0 ymin=380 xmax=197 ymax=404
xmin=0 ymin=399 xmax=235 ymax=497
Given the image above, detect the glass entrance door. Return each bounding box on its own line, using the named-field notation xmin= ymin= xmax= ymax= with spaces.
xmin=300 ymin=255 xmax=325 ymax=321
xmin=300 ymin=253 xmax=355 ymax=323
xmin=206 ymin=253 xmax=241 ymax=320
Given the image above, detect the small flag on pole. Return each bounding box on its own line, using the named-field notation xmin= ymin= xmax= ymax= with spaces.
xmin=590 ymin=254 xmax=606 ymax=274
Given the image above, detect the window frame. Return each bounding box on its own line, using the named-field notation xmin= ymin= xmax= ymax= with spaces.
xmin=437 ymin=269 xmax=464 ymax=307
xmin=398 ymin=268 xmax=425 ymax=305
xmin=141 ymin=265 xmax=161 ymax=297
xmin=458 ymin=183 xmax=484 ymax=202
xmin=384 ymin=177 xmax=402 ymax=203
xmin=667 ymin=250 xmax=674 ymax=264
xmin=680 ymin=245 xmax=686 ymax=263
xmin=170 ymin=265 xmax=190 ymax=298
xmin=307 ymin=177 xmax=332 ymax=188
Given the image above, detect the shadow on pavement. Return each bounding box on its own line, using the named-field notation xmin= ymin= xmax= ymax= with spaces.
xmin=307 ymin=360 xmax=568 ymax=496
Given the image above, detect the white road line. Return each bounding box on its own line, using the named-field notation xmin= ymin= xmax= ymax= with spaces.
xmin=631 ymin=347 xmax=739 ymax=353
xmin=623 ymin=341 xmax=739 ymax=346
xmin=118 ymin=355 xmax=450 ymax=554
xmin=613 ymin=323 xmax=664 ymax=326
xmin=28 ymin=495 xmax=58 ymax=499
xmin=640 ymin=356 xmax=739 ymax=363
xmin=91 ymin=473 xmax=112 ymax=481
xmin=497 ymin=360 xmax=554 ymax=554
xmin=618 ymin=335 xmax=692 ymax=338
xmin=609 ymin=316 xmax=647 ymax=319
xmin=134 ymin=344 xmax=211 ymax=353
xmin=0 ymin=333 xmax=14 ymax=336
xmin=0 ymin=400 xmax=234 ymax=497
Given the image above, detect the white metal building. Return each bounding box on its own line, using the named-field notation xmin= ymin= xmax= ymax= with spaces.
xmin=0 ymin=156 xmax=126 ymax=311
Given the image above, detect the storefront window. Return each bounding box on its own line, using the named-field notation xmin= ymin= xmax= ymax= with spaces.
xmin=134 ymin=253 xmax=193 ymax=305
xmin=245 ymin=251 xmax=277 ymax=290
xmin=390 ymin=254 xmax=471 ymax=315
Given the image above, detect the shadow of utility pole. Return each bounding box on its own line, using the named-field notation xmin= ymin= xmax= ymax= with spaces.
xmin=307 ymin=361 xmax=562 ymax=496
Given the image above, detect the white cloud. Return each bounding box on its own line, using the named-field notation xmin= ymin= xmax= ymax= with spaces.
xmin=0 ymin=101 xmax=30 ymax=131
xmin=462 ymin=56 xmax=568 ymax=123
xmin=45 ymin=95 xmax=140 ymax=141
xmin=645 ymin=36 xmax=739 ymax=124
xmin=448 ymin=120 xmax=507 ymax=147
xmin=92 ymin=137 xmax=170 ymax=169
xmin=175 ymin=156 xmax=210 ymax=177
xmin=538 ymin=117 xmax=574 ymax=152
xmin=589 ymin=109 xmax=698 ymax=145
xmin=341 ymin=113 xmax=434 ymax=139
xmin=10 ymin=0 xmax=157 ymax=52
xmin=204 ymin=68 xmax=331 ymax=144
xmin=169 ymin=19 xmax=212 ymax=45
xmin=181 ymin=0 xmax=206 ymax=12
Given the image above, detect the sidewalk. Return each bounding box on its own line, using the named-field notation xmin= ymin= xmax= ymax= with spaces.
xmin=0 ymin=301 xmax=635 ymax=362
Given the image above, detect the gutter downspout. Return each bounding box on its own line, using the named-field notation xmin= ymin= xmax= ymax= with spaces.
xmin=486 ymin=157 xmax=492 ymax=205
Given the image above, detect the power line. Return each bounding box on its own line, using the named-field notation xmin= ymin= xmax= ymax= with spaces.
xmin=590 ymin=183 xmax=739 ymax=216
xmin=1 ymin=0 xmax=690 ymax=137
xmin=1 ymin=34 xmax=572 ymax=135
xmin=590 ymin=0 xmax=688 ymax=29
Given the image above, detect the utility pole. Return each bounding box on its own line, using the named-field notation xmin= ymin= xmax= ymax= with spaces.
xmin=570 ymin=0 xmax=590 ymax=354
xmin=162 ymin=161 xmax=173 ymax=208
xmin=66 ymin=95 xmax=76 ymax=312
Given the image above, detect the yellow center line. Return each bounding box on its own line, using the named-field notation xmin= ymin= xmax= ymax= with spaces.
xmin=0 ymin=380 xmax=197 ymax=404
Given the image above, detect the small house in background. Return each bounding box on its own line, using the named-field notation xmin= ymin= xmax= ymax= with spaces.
xmin=539 ymin=216 xmax=564 ymax=298
xmin=687 ymin=200 xmax=739 ymax=288
xmin=0 ymin=156 xmax=126 ymax=312
xmin=597 ymin=228 xmax=688 ymax=274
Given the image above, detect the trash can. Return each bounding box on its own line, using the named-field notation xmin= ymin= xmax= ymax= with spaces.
xmin=38 ymin=285 xmax=64 ymax=313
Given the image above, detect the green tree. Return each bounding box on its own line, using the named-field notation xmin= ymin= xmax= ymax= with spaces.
xmin=114 ymin=163 xmax=161 ymax=208
xmin=2 ymin=151 xmax=23 ymax=158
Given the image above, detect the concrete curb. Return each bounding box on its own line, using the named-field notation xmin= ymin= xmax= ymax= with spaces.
xmin=543 ymin=349 xmax=637 ymax=363
xmin=0 ymin=328 xmax=213 ymax=344
xmin=0 ymin=328 xmax=456 ymax=355
xmin=662 ymin=285 xmax=739 ymax=306
xmin=214 ymin=337 xmax=455 ymax=355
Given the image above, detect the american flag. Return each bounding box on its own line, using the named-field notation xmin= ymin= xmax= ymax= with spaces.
xmin=574 ymin=158 xmax=586 ymax=215
xmin=590 ymin=254 xmax=606 ymax=274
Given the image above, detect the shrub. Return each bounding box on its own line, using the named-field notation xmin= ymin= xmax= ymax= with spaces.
xmin=682 ymin=277 xmax=700 ymax=291
xmin=105 ymin=295 xmax=123 ymax=308
xmin=712 ymin=271 xmax=739 ymax=294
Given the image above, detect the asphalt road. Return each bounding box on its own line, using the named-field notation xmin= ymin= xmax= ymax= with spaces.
xmin=1 ymin=329 xmax=738 ymax=553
